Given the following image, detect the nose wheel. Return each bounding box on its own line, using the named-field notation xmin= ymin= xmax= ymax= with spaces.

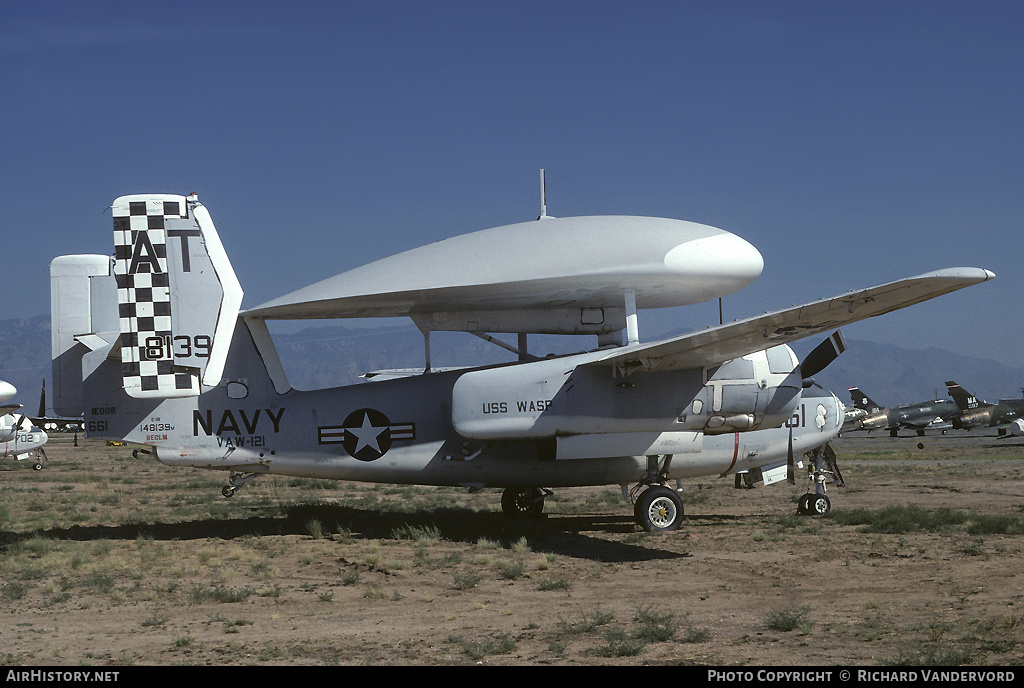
xmin=797 ymin=443 xmax=842 ymax=516
xmin=798 ymin=493 xmax=831 ymax=516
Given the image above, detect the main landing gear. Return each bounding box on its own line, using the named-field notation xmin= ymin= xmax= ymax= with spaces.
xmin=501 ymin=455 xmax=687 ymax=532
xmin=796 ymin=443 xmax=844 ymax=516
xmin=628 ymin=455 xmax=684 ymax=532
xmin=632 ymin=485 xmax=685 ymax=532
xmin=500 ymin=487 xmax=552 ymax=518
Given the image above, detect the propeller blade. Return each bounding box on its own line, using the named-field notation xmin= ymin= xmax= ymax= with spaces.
xmin=800 ymin=330 xmax=847 ymax=380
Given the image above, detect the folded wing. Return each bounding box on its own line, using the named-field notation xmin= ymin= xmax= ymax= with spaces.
xmin=589 ymin=268 xmax=995 ymax=372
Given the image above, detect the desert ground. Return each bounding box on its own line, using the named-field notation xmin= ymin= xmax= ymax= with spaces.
xmin=2 ymin=430 xmax=1024 ymax=667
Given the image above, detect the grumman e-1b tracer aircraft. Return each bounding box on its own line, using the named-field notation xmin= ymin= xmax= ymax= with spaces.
xmin=1 ymin=380 xmax=49 ymax=469
xmin=49 ymin=192 xmax=994 ymax=531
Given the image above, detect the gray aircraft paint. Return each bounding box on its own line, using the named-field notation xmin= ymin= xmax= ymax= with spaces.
xmin=48 ymin=194 xmax=995 ymax=525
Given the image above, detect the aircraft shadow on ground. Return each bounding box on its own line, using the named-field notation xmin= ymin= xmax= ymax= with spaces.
xmin=0 ymin=504 xmax=690 ymax=564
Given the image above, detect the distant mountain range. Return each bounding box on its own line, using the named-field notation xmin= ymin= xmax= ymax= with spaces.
xmin=790 ymin=338 xmax=1024 ymax=407
xmin=2 ymin=315 xmax=1022 ymax=415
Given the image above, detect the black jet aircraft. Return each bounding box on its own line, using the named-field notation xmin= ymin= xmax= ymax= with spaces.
xmin=945 ymin=381 xmax=1024 ymax=432
xmin=847 ymin=387 xmax=958 ymax=437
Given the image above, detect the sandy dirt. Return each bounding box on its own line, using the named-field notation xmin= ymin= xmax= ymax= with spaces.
xmin=2 ymin=431 xmax=1023 ymax=666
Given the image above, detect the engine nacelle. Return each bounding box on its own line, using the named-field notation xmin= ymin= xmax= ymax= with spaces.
xmin=451 ymin=344 xmax=803 ymax=446
xmin=0 ymin=414 xmax=31 ymax=442
xmin=859 ymin=410 xmax=890 ymax=431
xmin=953 ymin=408 xmax=992 ymax=429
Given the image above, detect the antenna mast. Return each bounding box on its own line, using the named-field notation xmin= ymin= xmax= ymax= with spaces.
xmin=539 ymin=168 xmax=548 ymax=219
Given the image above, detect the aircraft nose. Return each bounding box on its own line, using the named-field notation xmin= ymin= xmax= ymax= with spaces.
xmin=664 ymin=232 xmax=764 ymax=298
xmin=830 ymin=390 xmax=844 ymax=432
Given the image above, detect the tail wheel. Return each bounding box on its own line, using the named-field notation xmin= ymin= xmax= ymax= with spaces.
xmin=634 ymin=486 xmax=684 ymax=532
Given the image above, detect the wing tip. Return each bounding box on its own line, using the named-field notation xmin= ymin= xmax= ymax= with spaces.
xmin=925 ymin=267 xmax=995 ymax=283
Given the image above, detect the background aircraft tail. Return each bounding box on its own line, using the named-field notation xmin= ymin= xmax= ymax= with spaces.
xmin=945 ymin=381 xmax=980 ymax=410
xmin=52 ymin=194 xmax=243 ymax=416
xmin=848 ymin=386 xmax=882 ymax=412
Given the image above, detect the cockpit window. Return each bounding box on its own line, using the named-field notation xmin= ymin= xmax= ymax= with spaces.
xmin=707 ymin=358 xmax=754 ymax=381
xmin=766 ymin=346 xmax=796 ymax=374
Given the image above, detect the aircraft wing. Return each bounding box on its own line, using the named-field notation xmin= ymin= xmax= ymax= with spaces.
xmin=588 ymin=268 xmax=994 ymax=372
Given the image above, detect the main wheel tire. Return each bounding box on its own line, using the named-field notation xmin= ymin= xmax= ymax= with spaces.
xmin=634 ymin=486 xmax=684 ymax=532
xmin=797 ymin=494 xmax=812 ymax=515
xmin=501 ymin=487 xmax=544 ymax=518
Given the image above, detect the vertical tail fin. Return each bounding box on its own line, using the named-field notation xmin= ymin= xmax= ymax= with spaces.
xmin=945 ymin=381 xmax=980 ymax=410
xmin=51 ymin=254 xmax=117 ymax=416
xmin=112 ymin=194 xmax=242 ymax=398
xmin=52 ymin=194 xmax=243 ymax=415
xmin=848 ymin=386 xmax=882 ymax=412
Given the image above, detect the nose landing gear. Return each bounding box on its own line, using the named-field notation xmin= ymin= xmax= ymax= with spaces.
xmin=797 ymin=443 xmax=843 ymax=516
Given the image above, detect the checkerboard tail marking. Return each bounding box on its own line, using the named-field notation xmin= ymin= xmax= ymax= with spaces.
xmin=113 ymin=195 xmax=199 ymax=398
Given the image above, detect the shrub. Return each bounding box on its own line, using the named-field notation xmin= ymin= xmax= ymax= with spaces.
xmin=764 ymin=605 xmax=813 ymax=632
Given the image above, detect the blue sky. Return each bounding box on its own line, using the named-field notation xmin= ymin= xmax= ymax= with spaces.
xmin=3 ymin=1 xmax=1022 ymax=367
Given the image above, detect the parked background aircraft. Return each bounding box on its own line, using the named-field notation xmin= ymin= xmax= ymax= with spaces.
xmin=839 ymin=402 xmax=869 ymax=434
xmin=946 ymin=381 xmax=1024 ymax=432
xmin=30 ymin=380 xmax=82 ymax=433
xmin=49 ymin=193 xmax=993 ymax=530
xmin=847 ymin=386 xmax=958 ymax=436
xmin=1 ymin=379 xmax=48 ymax=469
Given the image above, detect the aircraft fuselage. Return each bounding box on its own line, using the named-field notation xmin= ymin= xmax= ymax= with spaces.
xmin=82 ymin=333 xmax=840 ymax=489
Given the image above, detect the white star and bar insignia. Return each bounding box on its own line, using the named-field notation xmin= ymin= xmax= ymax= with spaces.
xmin=317 ymin=408 xmax=415 ymax=461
